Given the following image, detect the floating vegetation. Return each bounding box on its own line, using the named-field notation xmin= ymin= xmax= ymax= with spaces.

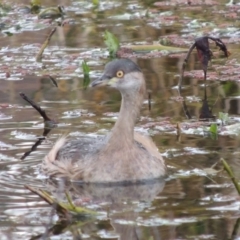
xmin=104 ymin=30 xmax=188 ymax=59
xmin=123 ymin=44 xmax=186 ymax=53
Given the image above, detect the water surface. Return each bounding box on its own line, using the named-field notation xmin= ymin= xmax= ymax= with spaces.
xmin=1 ymin=0 xmax=240 ymax=239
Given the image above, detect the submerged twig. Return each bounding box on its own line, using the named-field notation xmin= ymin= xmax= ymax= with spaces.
xmin=176 ymin=122 xmax=181 ymax=142
xmin=176 ymin=87 xmax=192 ymax=119
xmin=65 ymin=192 xmax=76 ymax=211
xmin=25 ymin=185 xmax=96 ymax=218
xmin=30 ymin=216 xmax=92 ymax=240
xmin=182 ymin=100 xmax=192 ymax=119
xmin=148 ymin=90 xmax=152 ymax=111
xmin=20 ymin=92 xmax=56 ymax=160
xmin=199 ymin=83 xmax=215 ymax=120
xmin=36 ymin=27 xmax=56 ymax=62
xmin=20 ymin=124 xmax=54 ymax=160
xmin=178 ymin=43 xmax=196 ymax=90
xmin=21 ymin=137 xmax=45 ymax=160
xmin=221 ymin=158 xmax=240 ymax=195
xmin=42 ymin=75 xmax=58 ymax=88
xmin=231 ymin=218 xmax=240 ymax=240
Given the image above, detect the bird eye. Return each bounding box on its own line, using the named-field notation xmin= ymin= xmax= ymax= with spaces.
xmin=116 ymin=70 xmax=124 ymax=78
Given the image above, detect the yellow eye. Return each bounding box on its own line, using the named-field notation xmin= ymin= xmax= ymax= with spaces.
xmin=116 ymin=70 xmax=124 ymax=78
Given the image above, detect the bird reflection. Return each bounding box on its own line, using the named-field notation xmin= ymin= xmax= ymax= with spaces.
xmin=30 ymin=179 xmax=165 ymax=240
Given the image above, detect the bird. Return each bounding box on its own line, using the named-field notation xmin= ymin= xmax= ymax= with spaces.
xmin=43 ymin=58 xmax=166 ymax=183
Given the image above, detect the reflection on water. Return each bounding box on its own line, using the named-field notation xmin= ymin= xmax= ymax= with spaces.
xmin=1 ymin=0 xmax=240 ymax=239
xmin=32 ymin=179 xmax=165 ymax=239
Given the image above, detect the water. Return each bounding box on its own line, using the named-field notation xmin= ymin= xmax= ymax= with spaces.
xmin=1 ymin=0 xmax=240 ymax=239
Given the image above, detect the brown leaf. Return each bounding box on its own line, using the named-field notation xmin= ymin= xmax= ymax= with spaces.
xmin=195 ymin=36 xmax=213 ymax=73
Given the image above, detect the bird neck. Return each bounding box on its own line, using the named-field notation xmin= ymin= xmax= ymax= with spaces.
xmin=107 ymin=83 xmax=145 ymax=149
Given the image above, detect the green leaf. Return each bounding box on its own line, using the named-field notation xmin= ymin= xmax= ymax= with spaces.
xmin=92 ymin=0 xmax=99 ymax=6
xmin=209 ymin=123 xmax=218 ymax=140
xmin=210 ymin=123 xmax=217 ymax=134
xmin=81 ymin=60 xmax=90 ymax=90
xmin=103 ymin=30 xmax=119 ymax=58
xmin=82 ymin=60 xmax=90 ymax=74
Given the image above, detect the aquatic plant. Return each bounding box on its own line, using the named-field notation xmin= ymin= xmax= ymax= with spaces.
xmin=81 ymin=60 xmax=90 ymax=89
xmin=92 ymin=0 xmax=99 ymax=6
xmin=104 ymin=30 xmax=120 ymax=58
xmin=178 ymin=36 xmax=230 ymax=89
xmin=219 ymin=112 xmax=229 ymax=125
xmin=209 ymin=123 xmax=218 ymax=140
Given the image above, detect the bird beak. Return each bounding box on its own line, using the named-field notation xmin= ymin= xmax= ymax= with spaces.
xmin=90 ymin=75 xmax=117 ymax=87
xmin=90 ymin=74 xmax=109 ymax=87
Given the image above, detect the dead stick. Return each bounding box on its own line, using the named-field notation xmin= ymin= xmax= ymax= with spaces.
xmin=25 ymin=185 xmax=53 ymax=205
xmin=148 ymin=90 xmax=151 ymax=111
xmin=178 ymin=43 xmax=196 ymax=90
xmin=20 ymin=137 xmax=45 ymax=160
xmin=19 ymin=92 xmax=52 ymax=121
xmin=36 ymin=27 xmax=57 ymax=62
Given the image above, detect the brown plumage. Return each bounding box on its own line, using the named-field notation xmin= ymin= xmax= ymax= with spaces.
xmin=43 ymin=59 xmax=166 ymax=182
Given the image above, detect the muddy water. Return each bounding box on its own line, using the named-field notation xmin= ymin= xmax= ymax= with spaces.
xmin=1 ymin=0 xmax=240 ymax=239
